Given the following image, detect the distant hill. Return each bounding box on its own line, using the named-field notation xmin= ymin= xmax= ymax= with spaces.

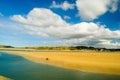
xmin=0 ymin=45 xmax=14 ymax=48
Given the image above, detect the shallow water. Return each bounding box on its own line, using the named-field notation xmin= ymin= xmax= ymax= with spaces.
xmin=0 ymin=52 xmax=120 ymax=80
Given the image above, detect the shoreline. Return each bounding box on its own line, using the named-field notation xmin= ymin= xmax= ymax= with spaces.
xmin=0 ymin=76 xmax=11 ymax=80
xmin=3 ymin=51 xmax=120 ymax=75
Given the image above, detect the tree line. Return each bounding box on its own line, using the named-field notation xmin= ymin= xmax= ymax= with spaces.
xmin=0 ymin=45 xmax=120 ymax=52
xmin=23 ymin=46 xmax=120 ymax=52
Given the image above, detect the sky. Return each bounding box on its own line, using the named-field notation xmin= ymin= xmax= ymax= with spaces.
xmin=0 ymin=0 xmax=120 ymax=48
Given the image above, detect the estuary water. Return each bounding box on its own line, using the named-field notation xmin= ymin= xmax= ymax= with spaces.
xmin=0 ymin=52 xmax=120 ymax=80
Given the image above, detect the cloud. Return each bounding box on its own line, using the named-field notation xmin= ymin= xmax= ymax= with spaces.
xmin=50 ymin=1 xmax=75 ymax=10
xmin=109 ymin=0 xmax=119 ymax=12
xmin=11 ymin=8 xmax=120 ymax=48
xmin=46 ymin=39 xmax=120 ymax=49
xmin=64 ymin=15 xmax=71 ymax=20
xmin=76 ymin=0 xmax=119 ymax=20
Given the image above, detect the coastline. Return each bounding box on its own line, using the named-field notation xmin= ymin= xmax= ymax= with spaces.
xmin=0 ymin=76 xmax=12 ymax=80
xmin=3 ymin=51 xmax=120 ymax=75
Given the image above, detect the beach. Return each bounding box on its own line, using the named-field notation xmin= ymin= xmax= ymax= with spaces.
xmin=0 ymin=76 xmax=11 ymax=80
xmin=5 ymin=51 xmax=120 ymax=75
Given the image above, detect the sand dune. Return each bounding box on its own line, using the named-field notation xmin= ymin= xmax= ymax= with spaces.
xmin=5 ymin=51 xmax=120 ymax=75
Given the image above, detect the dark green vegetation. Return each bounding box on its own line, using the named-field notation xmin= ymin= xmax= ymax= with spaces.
xmin=23 ymin=46 xmax=120 ymax=52
xmin=0 ymin=45 xmax=14 ymax=48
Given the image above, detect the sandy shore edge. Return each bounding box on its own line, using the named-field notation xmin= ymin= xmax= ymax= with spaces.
xmin=3 ymin=51 xmax=120 ymax=75
xmin=0 ymin=76 xmax=12 ymax=80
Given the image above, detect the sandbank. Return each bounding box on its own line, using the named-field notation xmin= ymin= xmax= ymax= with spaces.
xmin=4 ymin=51 xmax=120 ymax=75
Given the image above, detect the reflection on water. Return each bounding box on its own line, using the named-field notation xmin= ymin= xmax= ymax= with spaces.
xmin=0 ymin=52 xmax=120 ymax=80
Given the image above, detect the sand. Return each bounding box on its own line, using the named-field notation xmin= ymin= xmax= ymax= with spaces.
xmin=0 ymin=76 xmax=11 ymax=80
xmin=5 ymin=51 xmax=120 ymax=75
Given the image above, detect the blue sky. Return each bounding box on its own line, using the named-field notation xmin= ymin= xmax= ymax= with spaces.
xmin=0 ymin=0 xmax=120 ymax=48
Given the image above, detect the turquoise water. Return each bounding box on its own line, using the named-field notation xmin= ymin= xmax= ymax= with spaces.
xmin=0 ymin=52 xmax=120 ymax=80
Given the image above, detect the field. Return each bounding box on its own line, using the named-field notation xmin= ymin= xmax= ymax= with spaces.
xmin=5 ymin=51 xmax=120 ymax=75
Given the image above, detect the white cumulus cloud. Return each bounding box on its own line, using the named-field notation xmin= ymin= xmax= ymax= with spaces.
xmin=50 ymin=1 xmax=75 ymax=10
xmin=11 ymin=8 xmax=120 ymax=48
xmin=76 ymin=0 xmax=119 ymax=20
